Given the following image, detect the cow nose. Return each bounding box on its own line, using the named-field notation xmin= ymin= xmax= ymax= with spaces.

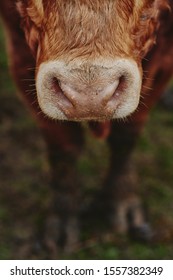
xmin=50 ymin=76 xmax=123 ymax=119
xmin=36 ymin=59 xmax=142 ymax=120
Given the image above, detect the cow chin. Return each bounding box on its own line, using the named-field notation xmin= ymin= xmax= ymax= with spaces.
xmin=36 ymin=58 xmax=142 ymax=121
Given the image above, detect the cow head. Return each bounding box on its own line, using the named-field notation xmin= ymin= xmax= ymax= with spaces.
xmin=17 ymin=0 xmax=169 ymax=121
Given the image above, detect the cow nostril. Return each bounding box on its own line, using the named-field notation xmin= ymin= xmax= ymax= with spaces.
xmin=51 ymin=77 xmax=73 ymax=108
xmin=111 ymin=75 xmax=126 ymax=99
xmin=52 ymin=77 xmax=61 ymax=92
xmin=118 ymin=75 xmax=126 ymax=90
xmin=106 ymin=75 xmax=127 ymax=109
xmin=52 ymin=77 xmax=65 ymax=96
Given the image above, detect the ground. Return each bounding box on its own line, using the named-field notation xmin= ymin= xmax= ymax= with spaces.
xmin=0 ymin=23 xmax=173 ymax=260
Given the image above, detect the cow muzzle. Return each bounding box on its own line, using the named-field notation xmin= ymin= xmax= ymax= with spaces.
xmin=36 ymin=59 xmax=142 ymax=121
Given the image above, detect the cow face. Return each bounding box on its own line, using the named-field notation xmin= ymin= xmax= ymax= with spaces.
xmin=17 ymin=0 xmax=169 ymax=121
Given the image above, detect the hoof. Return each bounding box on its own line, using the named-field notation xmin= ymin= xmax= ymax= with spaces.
xmin=129 ymin=223 xmax=154 ymax=242
xmin=43 ymin=215 xmax=79 ymax=255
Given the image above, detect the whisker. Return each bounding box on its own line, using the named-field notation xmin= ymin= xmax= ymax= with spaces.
xmin=142 ymin=85 xmax=153 ymax=90
xmin=142 ymin=57 xmax=149 ymax=62
xmin=31 ymin=99 xmax=38 ymax=106
xmin=21 ymin=78 xmax=35 ymax=82
xmin=28 ymin=84 xmax=36 ymax=87
xmin=143 ymin=77 xmax=154 ymax=81
xmin=27 ymin=67 xmax=38 ymax=71
xmin=25 ymin=89 xmax=36 ymax=93
xmin=139 ymin=100 xmax=148 ymax=109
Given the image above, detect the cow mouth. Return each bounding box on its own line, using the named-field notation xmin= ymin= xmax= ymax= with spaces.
xmin=36 ymin=59 xmax=142 ymax=121
xmin=50 ymin=76 xmax=126 ymax=121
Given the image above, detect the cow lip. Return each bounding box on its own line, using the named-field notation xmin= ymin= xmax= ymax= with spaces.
xmin=58 ymin=103 xmax=117 ymax=121
xmin=51 ymin=84 xmax=123 ymax=121
xmin=65 ymin=115 xmax=114 ymax=122
xmin=51 ymin=77 xmax=74 ymax=109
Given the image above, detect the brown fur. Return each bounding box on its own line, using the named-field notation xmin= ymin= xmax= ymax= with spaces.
xmin=1 ymin=0 xmax=173 ymax=251
xmin=14 ymin=0 xmax=169 ymax=64
xmin=11 ymin=0 xmax=171 ymax=136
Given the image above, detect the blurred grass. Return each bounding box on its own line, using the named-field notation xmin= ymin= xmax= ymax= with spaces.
xmin=0 ymin=22 xmax=173 ymax=260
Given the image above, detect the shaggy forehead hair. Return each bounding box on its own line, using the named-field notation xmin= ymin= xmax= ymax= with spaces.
xmin=17 ymin=0 xmax=169 ymax=62
xmin=17 ymin=0 xmax=155 ymax=30
xmin=17 ymin=0 xmax=168 ymax=22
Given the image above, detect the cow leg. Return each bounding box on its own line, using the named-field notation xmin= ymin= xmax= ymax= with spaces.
xmin=40 ymin=122 xmax=84 ymax=254
xmin=103 ymin=45 xmax=173 ymax=241
xmin=104 ymin=121 xmax=151 ymax=240
xmin=3 ymin=25 xmax=84 ymax=253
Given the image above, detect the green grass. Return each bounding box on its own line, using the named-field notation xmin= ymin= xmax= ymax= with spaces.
xmin=0 ymin=22 xmax=173 ymax=260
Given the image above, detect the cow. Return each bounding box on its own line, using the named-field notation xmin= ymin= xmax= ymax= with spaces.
xmin=0 ymin=0 xmax=173 ymax=253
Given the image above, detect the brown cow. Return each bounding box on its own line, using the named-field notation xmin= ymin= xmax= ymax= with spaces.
xmin=0 ymin=0 xmax=173 ymax=253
